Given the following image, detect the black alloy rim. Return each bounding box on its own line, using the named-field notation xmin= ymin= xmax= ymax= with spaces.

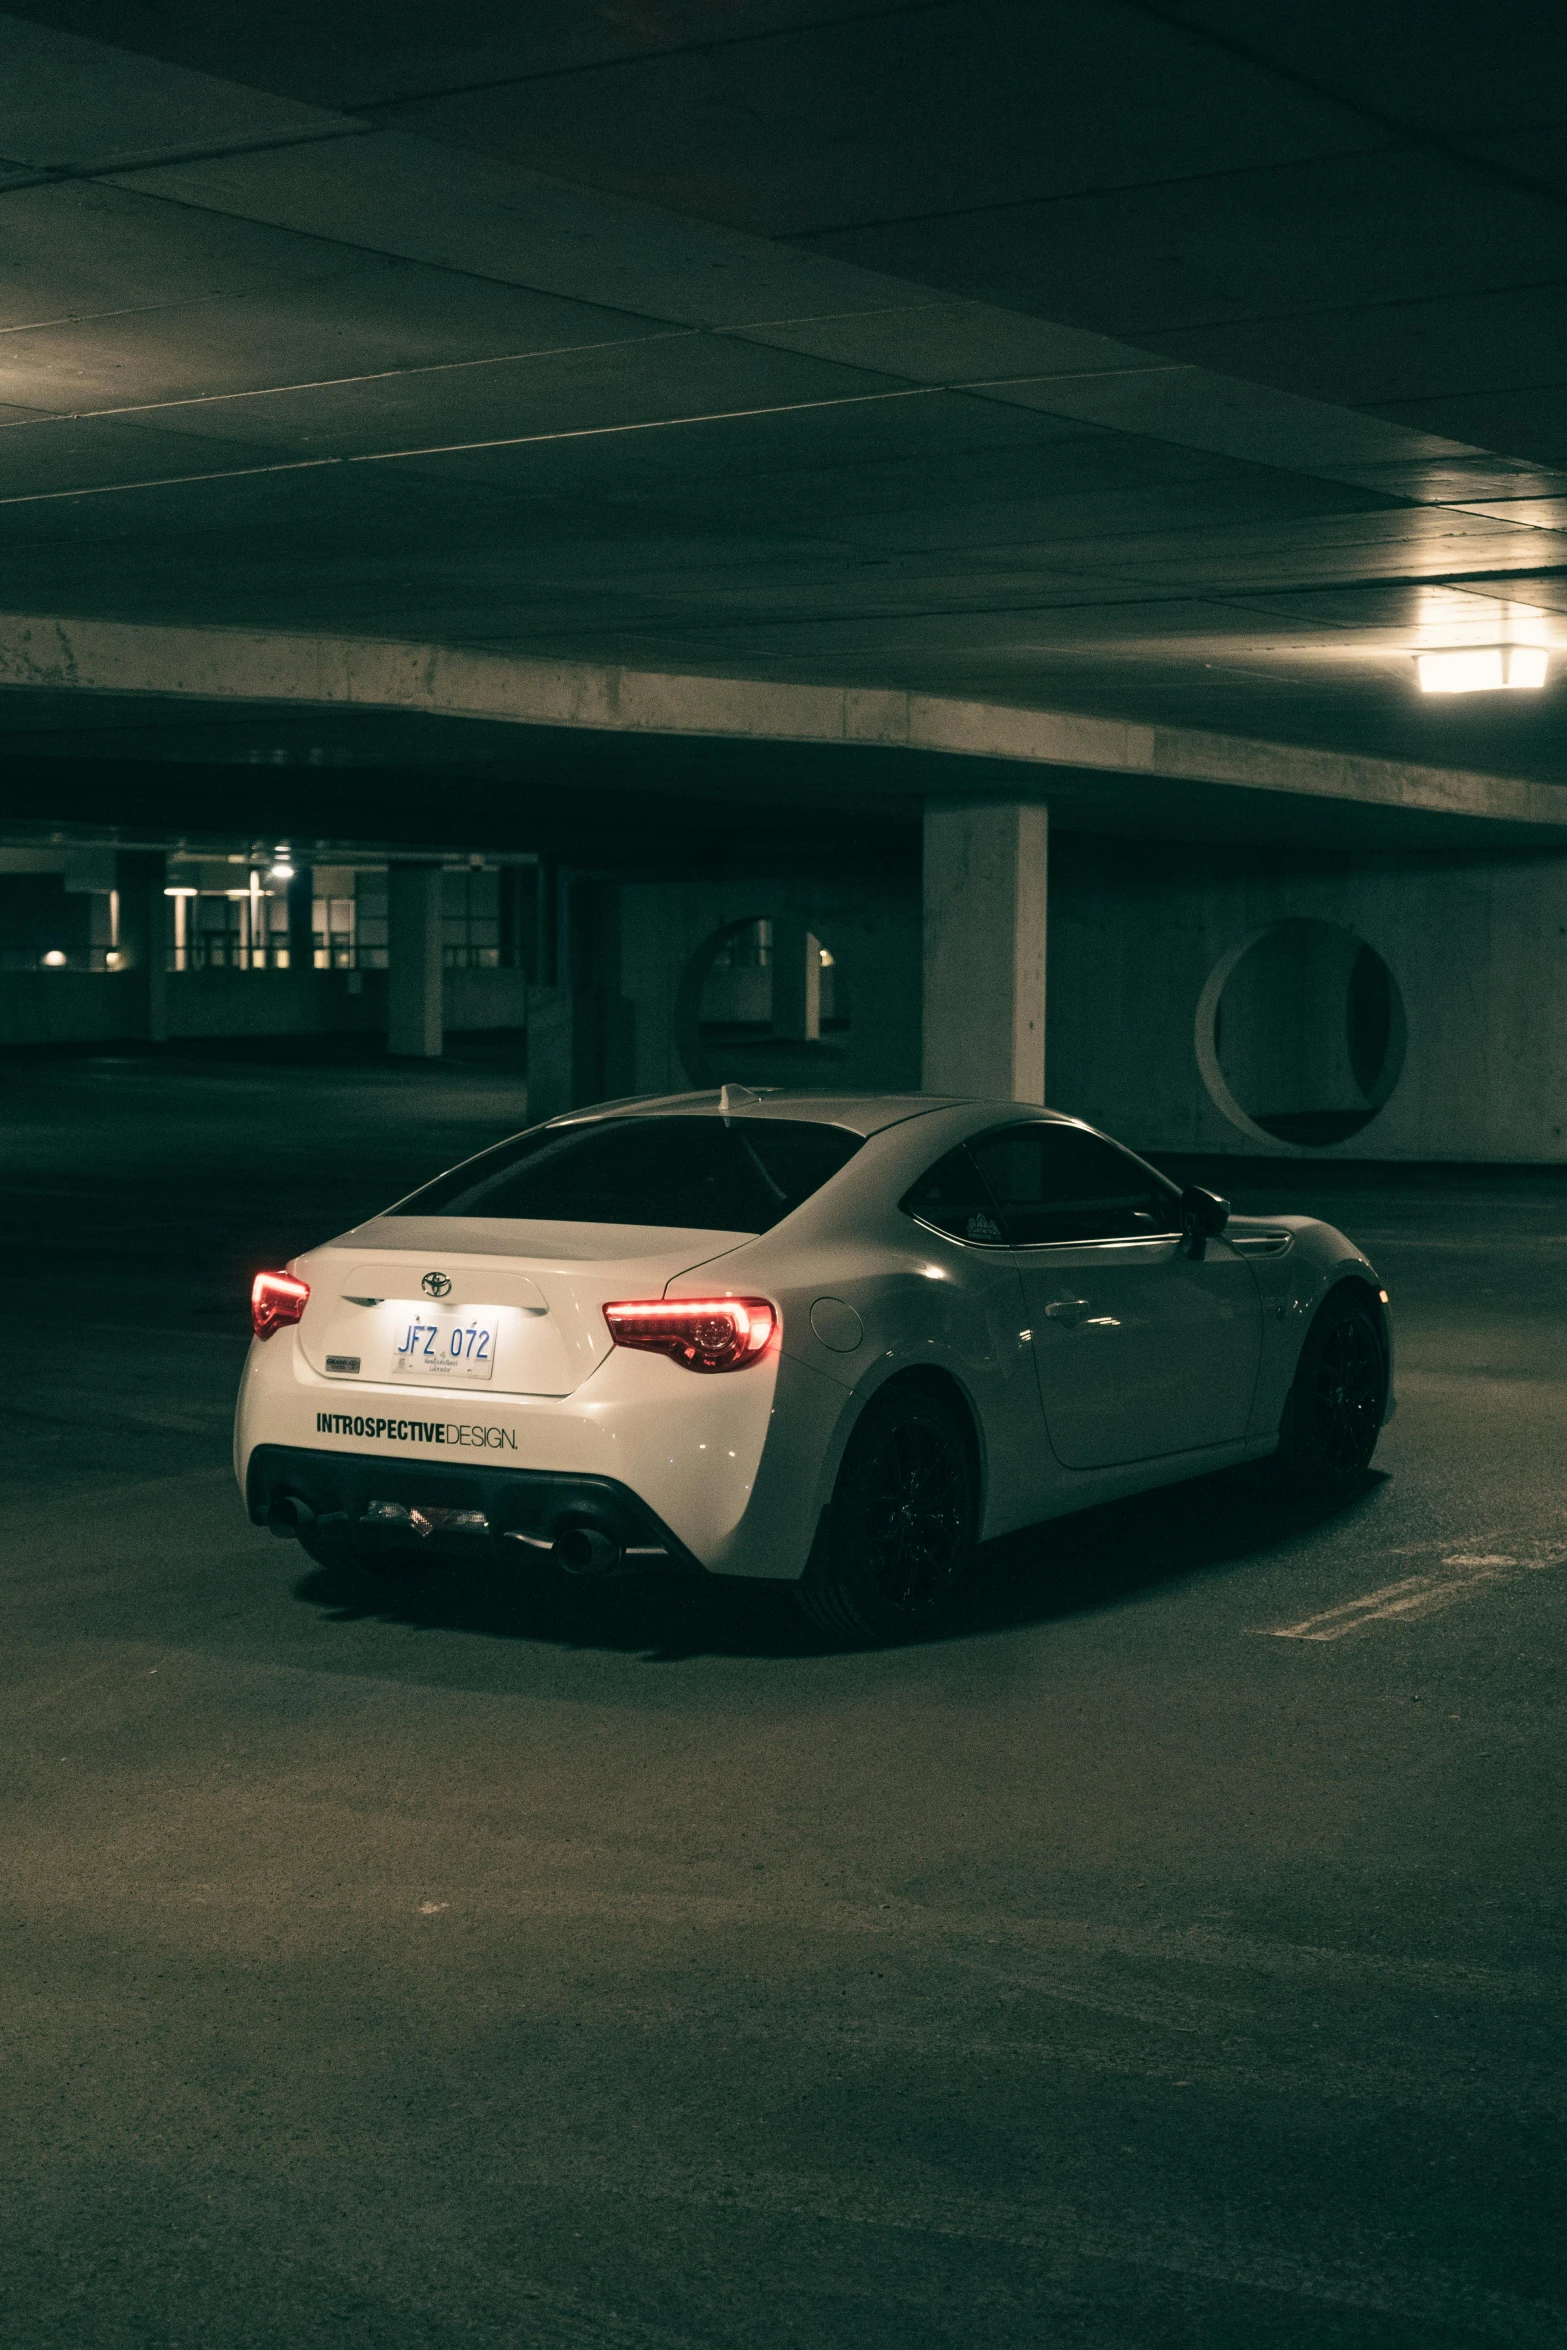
xmin=861 ymin=1419 xmax=969 ymax=1615
xmin=1311 ymin=1315 xmax=1384 ymax=1472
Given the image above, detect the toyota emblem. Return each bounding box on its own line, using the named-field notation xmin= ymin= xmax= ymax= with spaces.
xmin=421 ymin=1270 xmax=452 ymax=1298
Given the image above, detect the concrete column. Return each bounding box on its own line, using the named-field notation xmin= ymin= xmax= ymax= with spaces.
xmin=525 ymin=878 xmax=631 ymax=1118
xmin=387 ymin=863 xmax=443 ymax=1058
xmin=113 ymin=849 xmax=169 ymax=1043
xmin=922 ymin=801 xmax=1048 ymax=1102
xmin=534 ymin=856 xmax=560 ymax=987
xmin=770 ymin=919 xmax=821 ymax=1041
xmin=286 ymin=864 xmax=315 ymax=973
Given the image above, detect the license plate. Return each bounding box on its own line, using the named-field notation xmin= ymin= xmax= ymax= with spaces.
xmin=391 ymin=1308 xmax=497 ymax=1383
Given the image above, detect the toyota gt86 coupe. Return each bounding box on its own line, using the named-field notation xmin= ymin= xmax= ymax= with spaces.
xmin=237 ymin=1089 xmax=1394 ymax=1639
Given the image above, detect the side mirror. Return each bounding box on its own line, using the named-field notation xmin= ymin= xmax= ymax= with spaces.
xmin=1180 ymin=1185 xmax=1230 ymax=1258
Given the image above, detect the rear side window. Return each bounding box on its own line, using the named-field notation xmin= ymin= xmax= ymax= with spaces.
xmin=391 ymin=1115 xmax=863 ymax=1233
xmin=970 ymin=1123 xmax=1180 ymax=1246
xmin=900 ymin=1146 xmax=1007 ymax=1246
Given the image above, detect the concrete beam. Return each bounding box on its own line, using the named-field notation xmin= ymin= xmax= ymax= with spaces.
xmin=4 ymin=612 xmax=1567 ymax=839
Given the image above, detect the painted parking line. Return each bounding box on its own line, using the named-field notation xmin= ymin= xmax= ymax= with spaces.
xmin=1254 ymin=1553 xmax=1558 ymax=1642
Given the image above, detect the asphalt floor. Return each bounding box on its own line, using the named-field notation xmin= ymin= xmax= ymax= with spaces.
xmin=3 ymin=1054 xmax=1564 ymax=2350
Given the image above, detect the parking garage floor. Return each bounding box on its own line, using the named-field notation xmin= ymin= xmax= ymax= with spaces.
xmin=3 ymin=1057 xmax=1564 ymax=2350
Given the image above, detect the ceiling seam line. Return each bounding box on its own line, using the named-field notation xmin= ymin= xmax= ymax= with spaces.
xmin=0 ymin=120 xmax=376 ymax=197
xmin=0 ymin=330 xmax=706 ymax=433
xmin=337 ymin=0 xmax=956 ymax=112
xmin=24 ymin=172 xmax=763 ymax=338
xmin=0 ymin=347 xmax=1544 ymax=538
xmin=1111 ymin=274 xmax=1567 ymax=345
xmin=1118 ymin=0 xmax=1567 ymax=224
xmin=1363 ymin=380 xmax=1567 ymax=417
xmin=0 ymin=369 xmax=1200 ymax=506
xmin=784 ymin=140 xmax=1410 ymax=244
xmin=0 ymin=265 xmax=396 ymax=341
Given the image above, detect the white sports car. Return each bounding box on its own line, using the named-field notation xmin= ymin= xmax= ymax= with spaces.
xmin=237 ymin=1088 xmax=1394 ymax=1639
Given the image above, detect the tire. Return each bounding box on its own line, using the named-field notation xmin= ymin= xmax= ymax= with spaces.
xmin=1275 ymin=1289 xmax=1387 ymax=1495
xmin=797 ymin=1385 xmax=978 ymax=1642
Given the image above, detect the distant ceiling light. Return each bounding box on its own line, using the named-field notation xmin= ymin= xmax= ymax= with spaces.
xmin=104 ymin=950 xmax=123 ymax=968
xmin=42 ymin=949 xmax=67 ymax=966
xmin=269 ymin=861 xmax=296 ymax=881
xmin=164 ymin=885 xmax=198 ymax=897
xmin=1416 ymin=646 xmax=1549 ymax=694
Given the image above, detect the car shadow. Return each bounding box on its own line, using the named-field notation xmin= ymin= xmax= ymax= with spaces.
xmin=292 ymin=1461 xmax=1392 ymax=1663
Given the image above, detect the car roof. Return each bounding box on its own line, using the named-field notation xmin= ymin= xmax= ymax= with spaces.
xmin=547 ymin=1090 xmax=1079 ymax=1140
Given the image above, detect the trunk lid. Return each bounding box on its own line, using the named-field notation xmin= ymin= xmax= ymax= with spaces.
xmin=294 ymin=1215 xmax=748 ymax=1399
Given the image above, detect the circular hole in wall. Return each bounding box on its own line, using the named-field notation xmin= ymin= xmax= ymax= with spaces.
xmin=1197 ymin=920 xmax=1406 ymax=1148
xmin=676 ymin=916 xmax=852 ymax=1090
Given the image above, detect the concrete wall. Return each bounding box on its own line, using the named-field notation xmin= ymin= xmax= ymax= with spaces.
xmin=1213 ymin=919 xmax=1369 ymax=1126
xmin=444 ymin=968 xmax=530 ymax=1032
xmin=619 ymin=872 xmax=921 ymax=1098
xmin=0 ymin=971 xmax=134 ymax=1047
xmin=0 ymin=966 xmax=527 ymax=1047
xmin=164 ymin=970 xmax=386 ymax=1039
xmin=1048 ymin=837 xmax=1567 ymax=1162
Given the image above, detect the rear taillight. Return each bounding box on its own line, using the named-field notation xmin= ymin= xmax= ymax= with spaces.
xmin=252 ymin=1269 xmax=310 ymax=1339
xmin=603 ymin=1296 xmax=776 ymax=1373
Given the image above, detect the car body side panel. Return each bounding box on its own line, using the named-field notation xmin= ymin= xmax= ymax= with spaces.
xmin=669 ymin=1210 xmax=1049 ymax=1545
xmin=1227 ymin=1215 xmax=1393 ymax=1442
xmin=1018 ymin=1234 xmax=1263 ymax=1466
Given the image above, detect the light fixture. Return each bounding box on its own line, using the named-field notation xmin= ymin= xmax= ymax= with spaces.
xmin=42 ymin=949 xmax=67 ymax=967
xmin=268 ymin=842 xmax=296 ymax=881
xmin=1416 ymin=646 xmax=1549 ymax=694
xmin=164 ymin=885 xmax=198 ymax=897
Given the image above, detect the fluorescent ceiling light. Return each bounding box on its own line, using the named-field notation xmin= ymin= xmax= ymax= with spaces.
xmin=1416 ymin=646 xmax=1549 ymax=693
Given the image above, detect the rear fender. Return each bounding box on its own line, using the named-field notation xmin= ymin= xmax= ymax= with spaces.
xmin=801 ymin=1349 xmax=991 ymax=1551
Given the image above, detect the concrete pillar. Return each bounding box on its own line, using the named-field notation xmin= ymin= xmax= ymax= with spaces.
xmin=387 ymin=863 xmax=443 ymax=1058
xmin=525 ymin=878 xmax=634 ymax=1120
xmin=922 ymin=801 xmax=1048 ymax=1103
xmin=113 ymin=849 xmax=169 ymax=1043
xmin=771 ymin=919 xmax=821 ymax=1041
xmin=286 ymin=864 xmax=315 ymax=974
xmin=534 ymin=856 xmax=560 ymax=987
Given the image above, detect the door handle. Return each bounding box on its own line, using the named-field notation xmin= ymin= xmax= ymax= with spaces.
xmin=1044 ymin=1296 xmax=1091 ymax=1324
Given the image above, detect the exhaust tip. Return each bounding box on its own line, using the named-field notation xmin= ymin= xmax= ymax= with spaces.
xmin=266 ymin=1494 xmax=312 ymax=1540
xmin=553 ymin=1523 xmax=623 ymax=1576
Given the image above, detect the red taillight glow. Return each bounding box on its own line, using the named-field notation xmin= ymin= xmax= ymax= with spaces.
xmin=603 ymin=1296 xmax=776 ymax=1373
xmin=251 ymin=1269 xmax=310 ymax=1339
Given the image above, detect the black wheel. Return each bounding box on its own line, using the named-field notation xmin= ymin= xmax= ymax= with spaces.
xmin=1276 ymin=1290 xmax=1387 ymax=1494
xmin=797 ymin=1386 xmax=977 ymax=1642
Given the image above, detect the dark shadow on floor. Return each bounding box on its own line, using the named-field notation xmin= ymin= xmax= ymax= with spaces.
xmin=293 ymin=1461 xmax=1392 ymax=1664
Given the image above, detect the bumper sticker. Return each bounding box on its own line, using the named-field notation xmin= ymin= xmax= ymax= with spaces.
xmin=315 ymin=1411 xmax=517 ymax=1450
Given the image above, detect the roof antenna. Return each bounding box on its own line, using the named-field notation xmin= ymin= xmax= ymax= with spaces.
xmin=719 ymin=1083 xmax=763 ymax=1118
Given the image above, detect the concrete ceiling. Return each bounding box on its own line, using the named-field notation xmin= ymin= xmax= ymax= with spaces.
xmin=1 ymin=1 xmax=1565 ymax=835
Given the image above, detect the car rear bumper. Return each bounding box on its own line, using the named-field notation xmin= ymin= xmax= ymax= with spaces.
xmin=233 ymin=1328 xmax=850 ymax=1578
xmin=247 ymin=1443 xmax=702 ymax=1575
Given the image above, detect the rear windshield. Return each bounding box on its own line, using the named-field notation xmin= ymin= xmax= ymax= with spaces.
xmin=390 ymin=1114 xmax=863 ymax=1233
